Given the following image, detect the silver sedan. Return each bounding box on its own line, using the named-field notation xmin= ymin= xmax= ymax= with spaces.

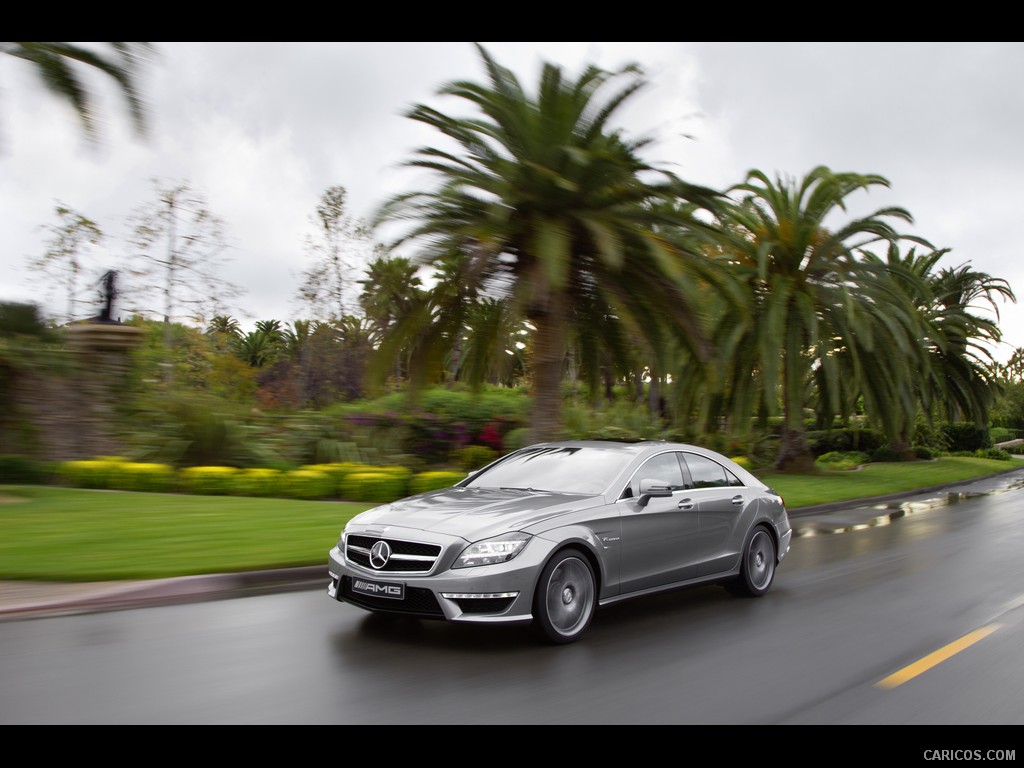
xmin=327 ymin=440 xmax=792 ymax=644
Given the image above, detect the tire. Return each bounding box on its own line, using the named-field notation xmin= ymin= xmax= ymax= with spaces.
xmin=532 ymin=549 xmax=596 ymax=644
xmin=726 ymin=525 xmax=776 ymax=597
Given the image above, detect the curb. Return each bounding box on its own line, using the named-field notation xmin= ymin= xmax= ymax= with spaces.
xmin=0 ymin=565 xmax=326 ymax=620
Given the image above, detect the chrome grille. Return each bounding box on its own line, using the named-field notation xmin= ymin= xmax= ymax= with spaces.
xmin=346 ymin=534 xmax=442 ymax=574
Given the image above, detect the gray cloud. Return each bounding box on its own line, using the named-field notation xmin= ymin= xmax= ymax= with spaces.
xmin=2 ymin=42 xmax=1020 ymax=357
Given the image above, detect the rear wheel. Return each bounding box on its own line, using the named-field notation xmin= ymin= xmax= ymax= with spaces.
xmin=727 ymin=526 xmax=776 ymax=597
xmin=533 ymin=549 xmax=596 ymax=644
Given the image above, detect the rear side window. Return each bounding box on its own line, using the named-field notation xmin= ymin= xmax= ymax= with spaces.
xmin=683 ymin=453 xmax=743 ymax=488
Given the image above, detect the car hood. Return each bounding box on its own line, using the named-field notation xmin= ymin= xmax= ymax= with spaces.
xmin=351 ymin=486 xmax=600 ymax=540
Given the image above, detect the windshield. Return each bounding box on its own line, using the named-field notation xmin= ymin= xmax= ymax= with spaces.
xmin=463 ymin=445 xmax=631 ymax=495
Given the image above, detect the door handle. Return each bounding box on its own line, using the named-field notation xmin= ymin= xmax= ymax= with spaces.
xmin=678 ymin=499 xmax=694 ymax=510
xmin=731 ymin=495 xmax=745 ymax=505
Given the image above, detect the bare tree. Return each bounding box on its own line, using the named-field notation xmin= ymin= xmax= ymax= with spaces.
xmin=295 ymin=185 xmax=375 ymax=321
xmin=125 ymin=180 xmax=244 ymax=379
xmin=27 ymin=202 xmax=104 ymax=324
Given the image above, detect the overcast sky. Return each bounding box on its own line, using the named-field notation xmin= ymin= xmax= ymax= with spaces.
xmin=2 ymin=42 xmax=1022 ymax=361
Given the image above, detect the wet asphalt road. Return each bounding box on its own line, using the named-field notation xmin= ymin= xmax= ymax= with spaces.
xmin=1 ymin=488 xmax=1023 ymax=725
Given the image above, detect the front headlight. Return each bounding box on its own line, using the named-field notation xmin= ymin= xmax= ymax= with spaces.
xmin=454 ymin=532 xmax=531 ymax=569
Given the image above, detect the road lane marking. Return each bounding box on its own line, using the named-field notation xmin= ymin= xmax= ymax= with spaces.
xmin=875 ymin=624 xmax=1003 ymax=690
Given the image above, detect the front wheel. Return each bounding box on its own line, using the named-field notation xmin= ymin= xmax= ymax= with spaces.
xmin=726 ymin=526 xmax=776 ymax=597
xmin=533 ymin=549 xmax=596 ymax=644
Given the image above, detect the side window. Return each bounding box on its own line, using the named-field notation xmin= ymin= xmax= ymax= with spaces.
xmin=682 ymin=453 xmax=740 ymax=489
xmin=625 ymin=453 xmax=686 ymax=498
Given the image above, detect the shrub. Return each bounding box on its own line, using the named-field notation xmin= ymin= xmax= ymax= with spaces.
xmin=914 ymin=446 xmax=934 ymax=460
xmin=562 ymin=400 xmax=666 ymax=441
xmin=109 ymin=462 xmax=177 ymax=493
xmin=809 ymin=429 xmax=885 ymax=457
xmin=410 ymin=471 xmax=466 ymax=495
xmin=232 ymin=468 xmax=284 ymax=497
xmin=941 ymin=423 xmax=992 ymax=452
xmin=816 ymin=451 xmax=870 ymax=471
xmin=58 ymin=459 xmax=119 ymax=489
xmin=180 ymin=466 xmax=239 ymax=496
xmin=279 ymin=469 xmax=335 ymax=500
xmin=975 ymin=448 xmax=1012 ymax=461
xmin=989 ymin=427 xmax=1016 ymax=445
xmin=128 ymin=393 xmax=262 ymax=468
xmin=503 ymin=427 xmax=531 ymax=452
xmin=366 ymin=465 xmax=414 ymax=478
xmin=454 ymin=445 xmax=499 ymax=472
xmin=340 ymin=472 xmax=409 ymax=503
xmin=405 ymin=415 xmax=474 ymax=465
xmin=0 ymin=455 xmax=51 ymax=484
xmin=729 ymin=456 xmax=752 ymax=470
xmin=870 ymin=447 xmax=903 ymax=463
xmin=476 ymin=422 xmax=504 ymax=452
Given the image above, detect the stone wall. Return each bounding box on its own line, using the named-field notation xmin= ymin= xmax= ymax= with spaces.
xmin=0 ymin=323 xmax=144 ymax=461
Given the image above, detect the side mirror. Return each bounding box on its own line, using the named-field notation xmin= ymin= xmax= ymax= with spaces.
xmin=637 ymin=478 xmax=673 ymax=507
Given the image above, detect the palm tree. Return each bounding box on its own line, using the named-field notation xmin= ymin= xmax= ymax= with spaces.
xmin=877 ymin=247 xmax=1015 ymax=435
xmin=254 ymin=319 xmax=284 ymax=339
xmin=206 ymin=315 xmax=241 ymax=338
xmin=2 ymin=42 xmax=153 ymax=141
xmin=376 ymin=44 xmax=717 ymax=440
xmin=997 ymin=347 xmax=1024 ymax=384
xmin=231 ymin=331 xmax=274 ymax=368
xmin=358 ymin=256 xmax=423 ymax=337
xmin=707 ymin=166 xmax=929 ymax=471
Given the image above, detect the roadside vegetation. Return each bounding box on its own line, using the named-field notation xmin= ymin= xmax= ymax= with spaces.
xmin=1 ymin=455 xmax=1018 ymax=582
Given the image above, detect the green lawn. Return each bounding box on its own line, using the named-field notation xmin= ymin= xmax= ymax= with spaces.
xmin=1 ymin=456 xmax=1018 ymax=582
xmin=760 ymin=456 xmax=1018 ymax=510
xmin=0 ymin=486 xmax=371 ymax=581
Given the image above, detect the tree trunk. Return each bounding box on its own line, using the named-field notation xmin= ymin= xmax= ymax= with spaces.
xmin=602 ymin=356 xmax=614 ymax=404
xmin=775 ymin=424 xmax=816 ymax=472
xmin=634 ymin=367 xmax=645 ymax=402
xmin=648 ymin=369 xmax=660 ymax=416
xmin=774 ymin=336 xmax=815 ymax=472
xmin=528 ymin=292 xmax=568 ymax=443
xmin=888 ymin=429 xmax=916 ymax=462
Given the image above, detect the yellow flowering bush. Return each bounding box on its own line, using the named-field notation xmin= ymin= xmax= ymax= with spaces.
xmin=339 ymin=472 xmax=409 ymax=503
xmin=280 ymin=469 xmax=335 ymax=500
xmin=180 ymin=466 xmax=239 ymax=496
xmin=409 ymin=471 xmax=465 ymax=495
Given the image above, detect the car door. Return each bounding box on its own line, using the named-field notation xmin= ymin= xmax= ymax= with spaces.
xmin=616 ymin=451 xmax=703 ymax=594
xmin=680 ymin=452 xmax=758 ymax=576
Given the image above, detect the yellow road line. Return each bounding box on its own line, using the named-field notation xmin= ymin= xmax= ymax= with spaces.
xmin=875 ymin=624 xmax=1002 ymax=690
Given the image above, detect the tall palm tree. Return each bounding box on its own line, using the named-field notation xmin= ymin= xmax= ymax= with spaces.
xmin=708 ymin=166 xmax=929 ymax=471
xmin=357 ymin=254 xmax=424 ymax=384
xmin=2 ymin=42 xmax=153 ymax=141
xmin=876 ymin=246 xmax=1015 ymax=434
xmin=359 ymin=256 xmax=423 ymax=339
xmin=376 ymin=44 xmax=717 ymax=440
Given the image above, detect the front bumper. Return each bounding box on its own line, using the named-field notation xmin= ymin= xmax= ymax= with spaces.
xmin=327 ymin=539 xmax=553 ymax=625
xmin=778 ymin=526 xmax=793 ymax=562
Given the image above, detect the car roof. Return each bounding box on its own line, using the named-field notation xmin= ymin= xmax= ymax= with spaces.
xmin=531 ymin=439 xmax=695 ymax=453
